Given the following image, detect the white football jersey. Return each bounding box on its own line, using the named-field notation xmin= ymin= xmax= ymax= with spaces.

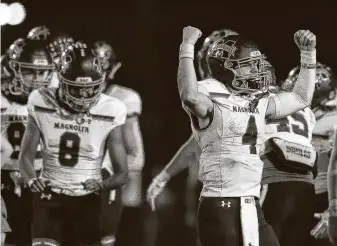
xmin=1 ymin=95 xmax=43 ymax=170
xmin=102 ymin=85 xmax=142 ymax=174
xmin=263 ymin=107 xmax=316 ymax=152
xmin=27 ymin=88 xmax=127 ymax=196
xmin=261 ymin=107 xmax=316 ymax=184
xmin=189 ymin=79 xmax=270 ymax=198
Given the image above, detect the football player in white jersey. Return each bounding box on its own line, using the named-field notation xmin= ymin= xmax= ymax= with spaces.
xmin=327 ymin=124 xmax=337 ymax=244
xmin=259 ymin=63 xmax=327 ymax=245
xmin=18 ymin=42 xmax=129 ymax=246
xmin=147 ymin=31 xmax=237 ymax=243
xmin=177 ymin=26 xmax=316 ymax=246
xmin=1 ymin=136 xmax=13 ymax=246
xmin=1 ymin=36 xmax=55 ymax=245
xmin=93 ymin=41 xmax=145 ymax=246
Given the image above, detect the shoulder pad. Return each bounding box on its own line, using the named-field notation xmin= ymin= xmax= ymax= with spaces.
xmin=197 ymin=79 xmax=230 ymax=97
xmin=91 ymin=94 xmax=127 ymax=121
xmin=108 ymin=85 xmax=142 ymax=116
xmin=28 ymin=88 xmax=59 ymax=110
xmin=1 ymin=95 xmax=11 ymax=111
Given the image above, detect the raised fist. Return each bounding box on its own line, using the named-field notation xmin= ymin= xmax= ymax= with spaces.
xmin=182 ymin=26 xmax=202 ymax=45
xmin=294 ymin=30 xmax=316 ymax=51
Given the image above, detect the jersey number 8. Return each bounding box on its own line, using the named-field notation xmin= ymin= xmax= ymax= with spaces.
xmin=58 ymin=132 xmax=80 ymax=167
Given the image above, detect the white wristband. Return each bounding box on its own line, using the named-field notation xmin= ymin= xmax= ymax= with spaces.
xmin=300 ymin=49 xmax=316 ymax=67
xmin=179 ymin=43 xmax=195 ymax=60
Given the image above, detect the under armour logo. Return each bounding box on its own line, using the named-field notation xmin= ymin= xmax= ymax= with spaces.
xmin=221 ymin=201 xmax=231 ymax=208
xmin=40 ymin=193 xmax=52 ymax=200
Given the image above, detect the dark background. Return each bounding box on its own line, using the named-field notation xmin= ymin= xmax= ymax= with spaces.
xmin=2 ymin=0 xmax=336 ymax=178
xmin=1 ymin=0 xmax=336 ymax=244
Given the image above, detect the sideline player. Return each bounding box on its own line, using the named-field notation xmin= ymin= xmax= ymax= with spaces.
xmin=1 ymin=136 xmax=13 ymax=246
xmin=1 ymin=37 xmax=55 ymax=245
xmin=18 ymin=42 xmax=129 ymax=246
xmin=327 ymin=124 xmax=337 ymax=244
xmin=259 ymin=64 xmax=331 ymax=245
xmin=93 ymin=41 xmax=145 ymax=246
xmin=177 ymin=26 xmax=316 ymax=246
xmin=306 ymin=64 xmax=337 ymax=246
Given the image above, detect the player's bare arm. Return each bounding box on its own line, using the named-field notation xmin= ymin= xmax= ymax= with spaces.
xmin=266 ymin=30 xmax=316 ymax=119
xmin=18 ymin=115 xmax=47 ymax=192
xmin=146 ymin=134 xmax=199 ymax=210
xmin=178 ymin=26 xmax=213 ymax=119
xmin=327 ymin=125 xmax=337 ymax=243
xmin=102 ymin=125 xmax=129 ymax=190
xmin=1 ymin=135 xmax=13 ymax=167
xmin=122 ymin=115 xmax=145 ymax=173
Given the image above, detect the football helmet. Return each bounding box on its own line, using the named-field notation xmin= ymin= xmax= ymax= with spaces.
xmin=58 ymin=42 xmax=106 ymax=112
xmin=197 ymin=29 xmax=239 ymax=80
xmin=206 ymin=34 xmax=271 ymax=93
xmin=27 ymin=25 xmax=51 ymax=41
xmin=282 ymin=62 xmax=337 ymax=110
xmin=48 ymin=33 xmax=74 ymax=66
xmin=8 ymin=39 xmax=55 ymax=96
xmin=93 ymin=40 xmax=118 ymax=80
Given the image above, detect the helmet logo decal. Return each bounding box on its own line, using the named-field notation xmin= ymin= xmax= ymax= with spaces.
xmin=212 ymin=40 xmax=238 ymax=58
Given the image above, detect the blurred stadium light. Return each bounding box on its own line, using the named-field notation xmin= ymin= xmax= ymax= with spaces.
xmin=0 ymin=2 xmax=26 ymax=26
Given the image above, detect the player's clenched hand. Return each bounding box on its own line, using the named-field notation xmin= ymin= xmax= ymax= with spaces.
xmin=294 ymin=30 xmax=316 ymax=51
xmin=328 ymin=207 xmax=337 ymax=243
xmin=311 ymin=210 xmax=329 ymax=239
xmin=28 ymin=178 xmax=51 ymax=193
xmin=82 ymin=179 xmax=103 ymax=194
xmin=182 ymin=26 xmax=202 ymax=45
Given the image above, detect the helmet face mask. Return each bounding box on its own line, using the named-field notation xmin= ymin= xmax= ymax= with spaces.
xmin=59 ymin=42 xmax=106 ymax=113
xmin=7 ymin=39 xmax=55 ymax=96
xmin=207 ymin=36 xmax=271 ymax=93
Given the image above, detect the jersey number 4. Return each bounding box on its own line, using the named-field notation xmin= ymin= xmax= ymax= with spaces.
xmin=276 ymin=111 xmax=309 ymax=138
xmin=242 ymin=115 xmax=258 ymax=154
xmin=58 ymin=132 xmax=80 ymax=167
xmin=7 ymin=122 xmax=42 ymax=159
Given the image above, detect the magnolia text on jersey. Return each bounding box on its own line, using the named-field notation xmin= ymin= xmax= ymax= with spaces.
xmin=232 ymin=106 xmax=260 ymax=114
xmin=54 ymin=122 xmax=89 ymax=133
xmin=2 ymin=115 xmax=28 ymax=123
xmin=286 ymin=146 xmax=311 ymax=159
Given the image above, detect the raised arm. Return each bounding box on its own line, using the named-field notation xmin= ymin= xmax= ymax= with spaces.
xmin=266 ymin=30 xmax=316 ymax=119
xmin=177 ymin=26 xmax=213 ymax=119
